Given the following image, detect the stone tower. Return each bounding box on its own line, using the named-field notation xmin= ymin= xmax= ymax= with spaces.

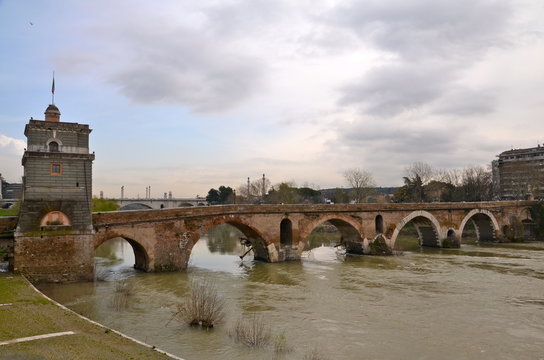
xmin=14 ymin=104 xmax=95 ymax=282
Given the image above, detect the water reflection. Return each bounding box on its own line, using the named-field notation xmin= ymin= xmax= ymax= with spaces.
xmin=190 ymin=224 xmax=254 ymax=276
xmin=95 ymin=237 xmax=137 ymax=281
xmin=205 ymin=224 xmax=246 ymax=254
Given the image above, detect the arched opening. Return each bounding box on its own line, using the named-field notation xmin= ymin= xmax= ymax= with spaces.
xmin=189 ymin=222 xmax=268 ymax=274
xmin=280 ymin=219 xmax=293 ymax=246
xmin=375 ymin=215 xmax=384 ymax=234
xmin=522 ymin=219 xmax=535 ymax=240
xmin=94 ymin=237 xmax=149 ymax=281
xmin=392 ymin=214 xmax=440 ymax=251
xmin=502 ymin=225 xmax=509 ymax=239
xmin=304 ymin=219 xmax=360 ymax=261
xmin=120 ymin=203 xmax=153 ymax=211
xmin=462 ymin=220 xmax=479 ymax=244
xmin=444 ymin=228 xmax=459 ymax=248
xmin=48 ymin=141 xmax=59 ymax=152
xmin=461 ymin=213 xmax=497 ymax=243
xmin=179 ymin=202 xmax=194 ymax=207
xmin=40 ymin=211 xmax=71 ymax=226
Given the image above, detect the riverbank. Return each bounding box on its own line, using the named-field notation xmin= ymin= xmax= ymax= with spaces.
xmin=0 ymin=273 xmax=181 ymax=360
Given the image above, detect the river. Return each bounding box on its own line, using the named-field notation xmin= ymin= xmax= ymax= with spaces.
xmin=39 ymin=224 xmax=544 ymax=360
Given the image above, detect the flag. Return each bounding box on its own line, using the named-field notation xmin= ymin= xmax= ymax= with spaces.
xmin=52 ymin=74 xmax=55 ymax=95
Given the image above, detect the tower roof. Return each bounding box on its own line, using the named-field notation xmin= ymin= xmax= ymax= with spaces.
xmin=45 ymin=104 xmax=61 ymax=115
xmin=44 ymin=104 xmax=61 ymax=122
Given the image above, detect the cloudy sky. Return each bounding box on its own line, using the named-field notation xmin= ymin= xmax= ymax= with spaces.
xmin=1 ymin=0 xmax=543 ymax=198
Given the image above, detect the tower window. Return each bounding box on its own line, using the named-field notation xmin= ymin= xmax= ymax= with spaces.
xmin=51 ymin=163 xmax=62 ymax=175
xmin=49 ymin=141 xmax=59 ymax=152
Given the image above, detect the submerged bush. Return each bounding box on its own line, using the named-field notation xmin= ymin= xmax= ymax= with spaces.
xmin=303 ymin=347 xmax=329 ymax=360
xmin=229 ymin=313 xmax=272 ymax=347
xmin=110 ymin=279 xmax=135 ymax=311
xmin=273 ymin=331 xmax=293 ymax=354
xmin=174 ymin=280 xmax=225 ymax=328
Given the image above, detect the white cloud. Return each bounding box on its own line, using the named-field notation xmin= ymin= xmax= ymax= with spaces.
xmin=0 ymin=134 xmax=24 ymax=183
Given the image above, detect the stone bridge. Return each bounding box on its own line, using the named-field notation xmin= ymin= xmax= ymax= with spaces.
xmin=115 ymin=197 xmax=207 ymax=210
xmin=92 ymin=201 xmax=537 ymax=274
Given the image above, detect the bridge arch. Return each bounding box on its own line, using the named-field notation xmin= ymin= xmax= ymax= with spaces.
xmin=94 ymin=234 xmax=150 ymax=272
xmin=390 ymin=210 xmax=441 ymax=249
xmin=200 ymin=217 xmax=273 ymax=262
xmin=120 ymin=203 xmax=153 ymax=211
xmin=302 ymin=215 xmax=363 ymax=254
xmin=459 ymin=209 xmax=499 ymax=243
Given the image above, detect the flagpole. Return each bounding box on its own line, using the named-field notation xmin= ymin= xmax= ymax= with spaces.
xmin=52 ymin=72 xmax=55 ymax=105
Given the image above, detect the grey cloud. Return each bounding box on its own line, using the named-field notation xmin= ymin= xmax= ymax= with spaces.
xmin=433 ymin=88 xmax=496 ymax=116
xmin=205 ymin=0 xmax=287 ymax=38
xmin=113 ymin=63 xmax=263 ymax=113
xmin=330 ymin=116 xmax=503 ymax=180
xmin=339 ymin=62 xmax=454 ymax=116
xmin=99 ymin=11 xmax=266 ymax=113
xmin=341 ymin=124 xmax=458 ymax=156
xmin=332 ymin=0 xmax=511 ymax=60
xmin=330 ymin=0 xmax=511 ymax=117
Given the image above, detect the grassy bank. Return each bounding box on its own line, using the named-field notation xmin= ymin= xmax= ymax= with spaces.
xmin=0 ymin=273 xmax=179 ymax=360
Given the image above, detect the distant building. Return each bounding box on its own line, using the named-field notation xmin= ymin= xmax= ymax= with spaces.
xmin=494 ymin=145 xmax=544 ymax=200
xmin=0 ymin=174 xmax=22 ymax=199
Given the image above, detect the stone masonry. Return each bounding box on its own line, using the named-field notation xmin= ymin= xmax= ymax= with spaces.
xmin=14 ymin=104 xmax=95 ymax=283
xmin=92 ymin=201 xmax=537 ymax=274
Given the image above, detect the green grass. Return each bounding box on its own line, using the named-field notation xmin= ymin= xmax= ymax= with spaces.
xmin=0 ymin=202 xmax=19 ymax=217
xmin=0 ymin=275 xmax=36 ymax=303
xmin=92 ymin=198 xmax=120 ymax=212
xmin=0 ymin=208 xmax=18 ymax=217
xmin=0 ymin=273 xmax=174 ymax=360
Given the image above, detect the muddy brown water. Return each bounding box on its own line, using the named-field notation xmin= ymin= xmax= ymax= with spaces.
xmin=39 ymin=225 xmax=544 ymax=360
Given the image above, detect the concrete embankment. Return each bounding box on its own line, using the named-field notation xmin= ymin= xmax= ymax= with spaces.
xmin=0 ymin=273 xmax=182 ymax=360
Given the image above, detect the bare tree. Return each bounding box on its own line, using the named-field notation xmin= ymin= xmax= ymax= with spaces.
xmin=405 ymin=162 xmax=435 ymax=185
xmin=461 ymin=165 xmax=492 ymax=201
xmin=437 ymin=168 xmax=463 ymax=187
xmin=400 ymin=162 xmax=436 ymax=202
xmin=237 ymin=177 xmax=271 ymax=203
xmin=343 ymin=168 xmax=376 ymax=203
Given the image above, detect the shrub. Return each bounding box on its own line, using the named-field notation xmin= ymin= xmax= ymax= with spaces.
xmin=229 ymin=313 xmax=271 ymax=347
xmin=92 ymin=198 xmax=120 ymax=212
xmin=174 ymin=280 xmax=225 ymax=328
xmin=273 ymin=331 xmax=293 ymax=354
xmin=303 ymin=347 xmax=329 ymax=360
xmin=110 ymin=279 xmax=134 ymax=310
